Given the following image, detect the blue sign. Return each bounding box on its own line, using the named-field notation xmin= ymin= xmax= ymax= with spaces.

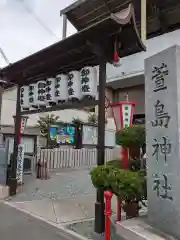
xmin=49 ymin=124 xmax=76 ymax=145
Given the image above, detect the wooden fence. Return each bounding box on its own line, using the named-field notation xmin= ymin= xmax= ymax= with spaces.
xmin=32 ymin=147 xmax=121 ymax=171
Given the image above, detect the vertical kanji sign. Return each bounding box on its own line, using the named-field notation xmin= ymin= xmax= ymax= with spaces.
xmin=145 ymin=45 xmax=180 ymax=237
xmin=16 ymin=144 xmax=25 ymax=184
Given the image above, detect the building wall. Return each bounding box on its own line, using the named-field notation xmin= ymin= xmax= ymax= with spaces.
xmin=3 ymin=87 xmax=17 ymax=100
xmin=116 ymin=85 xmax=145 ymax=114
xmin=106 ymin=29 xmax=180 ymax=83
xmin=95 ymin=85 xmax=145 ymax=118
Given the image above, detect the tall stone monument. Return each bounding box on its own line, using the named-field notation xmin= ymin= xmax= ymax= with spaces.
xmin=145 ymin=45 xmax=180 ymax=238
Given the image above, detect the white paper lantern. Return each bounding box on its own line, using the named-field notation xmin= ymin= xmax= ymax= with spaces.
xmin=68 ymin=71 xmax=82 ymax=101
xmin=80 ymin=66 xmax=97 ymax=100
xmin=20 ymin=86 xmax=29 ymax=111
xmin=46 ymin=77 xmax=56 ymax=106
xmin=36 ymin=80 xmax=46 ymax=107
xmin=28 ymin=83 xmax=38 ymax=109
xmin=55 ymin=74 xmax=68 ymax=103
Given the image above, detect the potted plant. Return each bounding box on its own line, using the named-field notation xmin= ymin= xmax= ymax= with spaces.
xmin=107 ymin=158 xmax=147 ymax=201
xmin=110 ymin=169 xmax=143 ymax=219
xmin=90 ymin=165 xmax=144 ymax=219
xmin=116 ymin=125 xmax=145 ymax=159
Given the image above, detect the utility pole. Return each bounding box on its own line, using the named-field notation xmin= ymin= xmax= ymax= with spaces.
xmin=62 ymin=14 xmax=67 ymax=39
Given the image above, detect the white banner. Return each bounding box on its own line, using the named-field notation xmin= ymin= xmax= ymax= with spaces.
xmin=21 ymin=118 xmax=27 ymax=134
xmin=16 ymin=144 xmax=24 ymax=184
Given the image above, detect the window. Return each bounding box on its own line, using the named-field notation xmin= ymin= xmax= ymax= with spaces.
xmin=133 ymin=114 xmax=145 ymax=125
xmin=5 ymin=136 xmax=35 ymax=153
xmin=113 ymin=90 xmax=119 ymax=102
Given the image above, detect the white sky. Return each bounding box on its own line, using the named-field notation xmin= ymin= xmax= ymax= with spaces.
xmin=0 ymin=0 xmax=77 ymax=67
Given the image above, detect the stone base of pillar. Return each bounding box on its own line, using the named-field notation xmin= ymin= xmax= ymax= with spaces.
xmin=0 ymin=185 xmax=9 ymax=200
xmin=0 ymin=133 xmax=3 ymax=145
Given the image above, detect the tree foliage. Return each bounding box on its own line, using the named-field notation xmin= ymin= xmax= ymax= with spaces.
xmin=37 ymin=114 xmax=60 ymax=138
xmin=87 ymin=112 xmax=108 ymax=125
xmin=116 ymin=125 xmax=145 ymax=148
xmin=88 ymin=113 xmax=98 ymax=124
xmin=72 ymin=118 xmax=84 ymax=125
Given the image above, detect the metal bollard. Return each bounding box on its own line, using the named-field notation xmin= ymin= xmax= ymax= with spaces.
xmin=44 ymin=161 xmax=48 ymax=180
xmin=36 ymin=160 xmax=49 ymax=180
xmin=36 ymin=161 xmax=41 ymax=179
xmin=104 ymin=190 xmax=113 ymax=240
xmin=40 ymin=162 xmax=44 ymax=179
xmin=116 ymin=197 xmax=121 ymax=222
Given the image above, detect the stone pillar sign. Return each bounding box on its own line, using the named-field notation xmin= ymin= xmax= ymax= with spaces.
xmin=145 ymin=45 xmax=180 ymax=238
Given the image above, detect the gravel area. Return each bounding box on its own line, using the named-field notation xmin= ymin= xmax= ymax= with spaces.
xmin=8 ymin=169 xmax=95 ymax=202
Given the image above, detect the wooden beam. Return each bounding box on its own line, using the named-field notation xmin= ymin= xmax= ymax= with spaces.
xmin=141 ymin=0 xmax=147 ymax=41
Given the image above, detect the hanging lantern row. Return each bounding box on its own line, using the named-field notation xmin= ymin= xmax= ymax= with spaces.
xmin=20 ymin=66 xmax=98 ymax=111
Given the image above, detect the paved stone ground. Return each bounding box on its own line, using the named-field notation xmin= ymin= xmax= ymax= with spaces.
xmin=8 ymin=169 xmax=95 ymax=202
xmin=0 ymin=202 xmax=83 ymax=240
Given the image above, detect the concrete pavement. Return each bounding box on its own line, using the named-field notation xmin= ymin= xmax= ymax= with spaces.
xmin=6 ymin=194 xmax=119 ymax=224
xmin=0 ymin=202 xmax=86 ymax=240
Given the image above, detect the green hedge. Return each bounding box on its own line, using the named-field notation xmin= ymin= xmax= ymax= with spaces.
xmin=106 ymin=159 xmax=122 ymax=168
xmin=90 ymin=165 xmax=143 ymax=201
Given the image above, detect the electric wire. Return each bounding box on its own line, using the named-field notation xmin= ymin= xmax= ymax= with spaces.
xmin=16 ymin=0 xmax=59 ymax=40
xmin=0 ymin=0 xmax=60 ymax=67
xmin=0 ymin=47 xmax=11 ymax=65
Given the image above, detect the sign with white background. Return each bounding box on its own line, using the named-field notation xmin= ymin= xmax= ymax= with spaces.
xmin=82 ymin=125 xmax=115 ymax=147
xmin=16 ymin=144 xmax=25 ymax=184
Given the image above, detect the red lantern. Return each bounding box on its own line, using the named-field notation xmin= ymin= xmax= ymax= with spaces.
xmin=113 ymin=39 xmax=121 ymax=67
xmin=111 ymin=101 xmax=135 ymax=130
